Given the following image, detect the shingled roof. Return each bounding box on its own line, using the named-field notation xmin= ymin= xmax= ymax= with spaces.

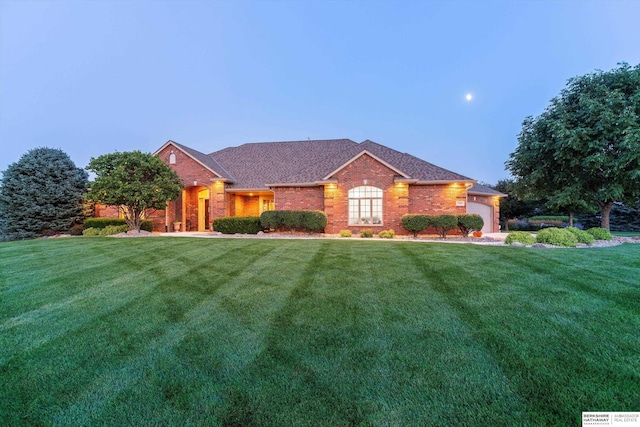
xmin=167 ymin=139 xmax=475 ymax=189
xmin=468 ymin=183 xmax=506 ymax=196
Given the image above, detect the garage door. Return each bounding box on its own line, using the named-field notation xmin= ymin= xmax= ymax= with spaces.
xmin=467 ymin=202 xmax=493 ymax=233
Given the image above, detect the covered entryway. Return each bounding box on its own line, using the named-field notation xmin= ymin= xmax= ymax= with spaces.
xmin=197 ymin=188 xmax=210 ymax=231
xmin=467 ymin=202 xmax=493 ymax=233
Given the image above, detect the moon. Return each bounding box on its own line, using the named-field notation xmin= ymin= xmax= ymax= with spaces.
xmin=465 ymin=93 xmax=473 ymax=101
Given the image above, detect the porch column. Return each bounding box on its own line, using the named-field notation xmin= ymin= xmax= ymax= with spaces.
xmin=181 ymin=189 xmax=187 ymax=232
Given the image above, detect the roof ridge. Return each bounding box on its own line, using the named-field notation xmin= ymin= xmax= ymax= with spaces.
xmin=210 ymin=138 xmax=356 ymax=155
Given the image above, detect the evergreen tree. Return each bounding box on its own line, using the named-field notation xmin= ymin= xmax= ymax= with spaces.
xmin=0 ymin=148 xmax=88 ymax=240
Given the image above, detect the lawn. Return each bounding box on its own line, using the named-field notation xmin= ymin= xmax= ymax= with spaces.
xmin=1 ymin=237 xmax=639 ymax=426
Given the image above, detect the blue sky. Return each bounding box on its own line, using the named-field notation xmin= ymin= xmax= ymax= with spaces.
xmin=1 ymin=0 xmax=639 ymax=184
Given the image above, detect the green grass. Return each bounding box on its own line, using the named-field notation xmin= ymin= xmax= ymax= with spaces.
xmin=612 ymin=231 xmax=640 ymax=237
xmin=1 ymin=238 xmax=639 ymax=426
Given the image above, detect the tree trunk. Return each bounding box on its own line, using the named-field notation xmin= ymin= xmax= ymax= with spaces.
xmin=569 ymin=212 xmax=573 ymax=227
xmin=123 ymin=206 xmax=143 ymax=231
xmin=599 ymin=201 xmax=614 ymax=231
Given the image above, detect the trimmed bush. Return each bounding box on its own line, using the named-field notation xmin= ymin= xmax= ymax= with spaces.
xmin=457 ymin=214 xmax=484 ymax=237
xmin=140 ymin=220 xmax=154 ymax=232
xmin=360 ymin=229 xmax=374 ymax=238
xmin=99 ymin=225 xmax=129 ymax=236
xmin=82 ymin=227 xmax=101 ymax=236
xmin=505 ymin=231 xmax=536 ymax=245
xmin=84 ymin=218 xmax=127 ymax=228
xmin=260 ymin=211 xmax=281 ymax=230
xmin=260 ymin=210 xmax=327 ymax=233
xmin=535 ymin=227 xmax=578 ymax=247
xmin=401 ymin=214 xmax=431 ymax=237
xmin=566 ymin=227 xmax=595 ymax=244
xmin=431 ymin=214 xmax=458 ymax=239
xmin=586 ymin=227 xmax=612 ymax=241
xmin=300 ymin=210 xmax=328 ymax=232
xmin=213 ymin=216 xmax=263 ymax=234
xmin=339 ymin=230 xmax=352 ymax=238
xmin=84 ymin=217 xmax=153 ymax=231
xmin=378 ymin=229 xmax=395 ymax=239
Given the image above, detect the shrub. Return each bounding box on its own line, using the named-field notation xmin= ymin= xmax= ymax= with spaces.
xmin=378 ymin=229 xmax=395 ymax=239
xmin=566 ymin=227 xmax=595 ymax=244
xmin=339 ymin=230 xmax=352 ymax=238
xmin=505 ymin=231 xmax=536 ymax=245
xmin=82 ymin=227 xmax=100 ymax=236
xmin=360 ymin=229 xmax=374 ymax=238
xmin=214 ymin=216 xmax=263 ymax=234
xmin=431 ymin=214 xmax=458 ymax=239
xmin=507 ymin=219 xmax=534 ymax=231
xmin=260 ymin=211 xmax=281 ymax=230
xmin=84 ymin=217 xmax=153 ymax=231
xmin=528 ymin=219 xmax=564 ymax=229
xmin=472 ymin=231 xmax=483 ymax=238
xmin=457 ymin=214 xmax=484 ymax=237
xmin=99 ymin=225 xmax=129 ymax=236
xmin=140 ymin=220 xmax=154 ymax=232
xmin=69 ymin=224 xmax=84 ymax=236
xmin=586 ymin=227 xmax=612 ymax=241
xmin=84 ymin=217 xmax=127 ymax=229
xmin=401 ymin=214 xmax=430 ymax=237
xmin=507 ymin=218 xmax=566 ymax=231
xmin=300 ymin=210 xmax=328 ymax=232
xmin=535 ymin=227 xmax=578 ymax=247
xmin=529 ymin=215 xmax=570 ymax=222
xmin=260 ymin=210 xmax=327 ymax=233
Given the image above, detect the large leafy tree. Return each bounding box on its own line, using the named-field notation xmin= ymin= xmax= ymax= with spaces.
xmin=506 ymin=63 xmax=640 ymax=230
xmin=86 ymin=151 xmax=183 ymax=231
xmin=0 ymin=148 xmax=88 ymax=240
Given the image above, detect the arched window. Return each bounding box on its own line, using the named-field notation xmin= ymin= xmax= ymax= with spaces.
xmin=169 ymin=152 xmax=177 ymax=164
xmin=348 ymin=186 xmax=383 ymax=225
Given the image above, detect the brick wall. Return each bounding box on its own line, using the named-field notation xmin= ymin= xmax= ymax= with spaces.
xmin=273 ymin=187 xmax=324 ymax=211
xmin=157 ymin=144 xmax=218 ymax=188
xmin=406 ymin=184 xmax=467 ymax=235
xmin=325 ymin=153 xmax=408 ymax=234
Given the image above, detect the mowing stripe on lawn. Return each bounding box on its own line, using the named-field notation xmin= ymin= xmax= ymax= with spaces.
xmin=399 ymin=243 xmax=640 ymax=425
xmin=1 ymin=238 xmax=638 ymax=426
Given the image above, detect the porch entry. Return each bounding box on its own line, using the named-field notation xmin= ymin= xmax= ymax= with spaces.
xmin=198 ymin=188 xmax=210 ymax=231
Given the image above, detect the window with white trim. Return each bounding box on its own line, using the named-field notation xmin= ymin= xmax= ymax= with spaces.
xmin=348 ymin=186 xmax=383 ymax=225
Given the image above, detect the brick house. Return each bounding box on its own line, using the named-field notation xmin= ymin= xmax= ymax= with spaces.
xmin=131 ymin=138 xmax=503 ymax=234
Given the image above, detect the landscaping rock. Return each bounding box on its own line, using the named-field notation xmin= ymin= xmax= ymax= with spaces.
xmin=531 ymin=243 xmax=556 ymax=248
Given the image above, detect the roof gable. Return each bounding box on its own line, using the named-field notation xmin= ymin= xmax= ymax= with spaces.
xmin=322 ymin=150 xmax=410 ymax=180
xmin=154 ymin=140 xmax=233 ymax=181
